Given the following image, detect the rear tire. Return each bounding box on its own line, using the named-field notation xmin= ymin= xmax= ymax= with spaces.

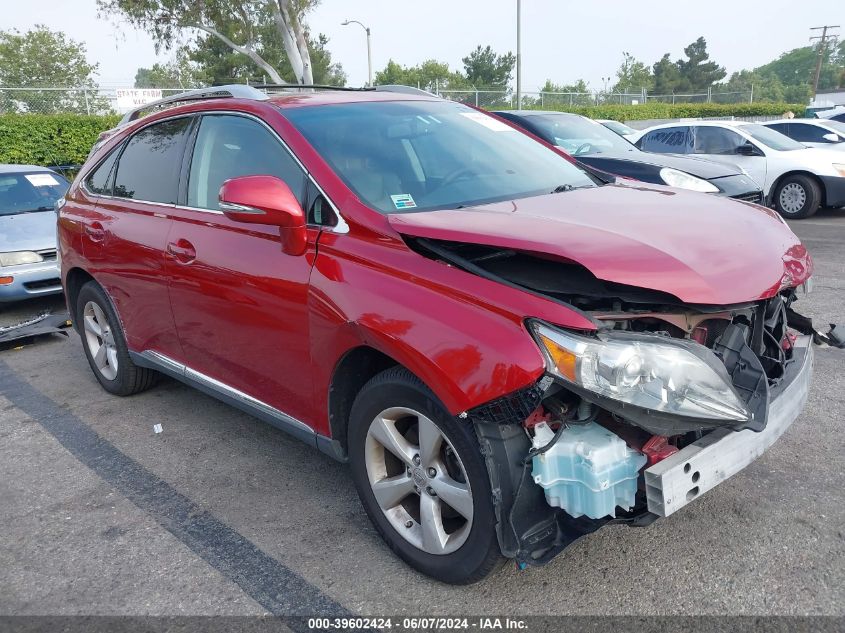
xmin=773 ymin=174 xmax=821 ymax=219
xmin=76 ymin=281 xmax=157 ymax=396
xmin=348 ymin=367 xmax=503 ymax=584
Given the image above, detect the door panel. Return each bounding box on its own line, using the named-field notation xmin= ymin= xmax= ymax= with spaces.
xmin=82 ymin=117 xmax=193 ymax=356
xmin=165 ymin=213 xmax=319 ymax=426
xmin=166 ymin=113 xmax=318 ymax=426
xmin=692 ymin=126 xmax=768 ymax=193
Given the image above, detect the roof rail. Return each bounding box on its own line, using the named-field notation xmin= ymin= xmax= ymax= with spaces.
xmin=374 ymin=85 xmax=438 ymax=97
xmin=250 ymin=83 xmax=438 ymax=97
xmin=118 ymin=84 xmax=269 ymax=126
xmin=251 ymin=83 xmax=374 ymax=92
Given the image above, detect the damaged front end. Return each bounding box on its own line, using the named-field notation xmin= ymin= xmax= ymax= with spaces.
xmin=414 ymin=238 xmax=819 ymax=567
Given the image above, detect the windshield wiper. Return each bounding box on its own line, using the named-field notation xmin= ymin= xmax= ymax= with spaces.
xmin=551 ymin=184 xmax=576 ymax=194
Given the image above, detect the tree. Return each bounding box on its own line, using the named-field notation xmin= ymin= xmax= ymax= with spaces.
xmin=462 ymin=45 xmax=516 ymax=88
xmin=652 ymin=53 xmax=682 ymax=94
xmin=612 ymin=52 xmax=652 ymax=94
xmin=540 ymin=79 xmax=589 ymax=93
xmin=0 ymin=25 xmax=106 ymax=113
xmin=186 ymin=28 xmax=344 ymax=85
xmin=135 ymin=47 xmax=202 ymax=88
xmin=676 ymin=37 xmax=726 ymax=90
xmin=756 ymin=43 xmax=841 ymax=92
xmin=97 ymin=0 xmax=322 ymax=84
xmin=374 ymin=59 xmax=468 ymax=92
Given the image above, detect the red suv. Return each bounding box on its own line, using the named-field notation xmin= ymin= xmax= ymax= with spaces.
xmin=60 ymin=85 xmax=815 ymax=584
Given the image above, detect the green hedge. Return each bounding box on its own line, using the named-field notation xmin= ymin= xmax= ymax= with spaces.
xmin=504 ymin=102 xmax=807 ymax=121
xmin=0 ymin=114 xmax=119 ymax=167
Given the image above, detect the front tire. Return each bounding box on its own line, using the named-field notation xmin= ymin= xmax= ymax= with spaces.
xmin=348 ymin=367 xmax=503 ymax=584
xmin=76 ymin=281 xmax=157 ymax=396
xmin=773 ymin=175 xmax=821 ymax=219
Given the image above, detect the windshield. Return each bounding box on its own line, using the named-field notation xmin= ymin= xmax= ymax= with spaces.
xmin=738 ymin=124 xmax=805 ymax=151
xmin=602 ymin=120 xmax=636 ymax=136
xmin=283 ymin=100 xmax=596 ymax=213
xmin=824 ymin=120 xmax=845 ymax=137
xmin=525 ymin=114 xmax=635 ymax=155
xmin=0 ymin=171 xmax=69 ymax=216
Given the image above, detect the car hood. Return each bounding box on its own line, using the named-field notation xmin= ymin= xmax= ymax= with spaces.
xmin=579 ymin=149 xmax=744 ymax=179
xmin=387 ymin=184 xmax=812 ymax=306
xmin=0 ymin=210 xmax=57 ymax=252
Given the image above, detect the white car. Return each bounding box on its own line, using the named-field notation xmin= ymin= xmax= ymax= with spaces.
xmin=632 ymin=120 xmax=845 ymax=218
xmin=762 ymin=118 xmax=845 ymax=150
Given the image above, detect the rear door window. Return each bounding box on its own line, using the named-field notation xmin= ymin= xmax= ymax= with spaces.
xmin=113 ymin=117 xmax=193 ymax=204
xmin=187 ymin=114 xmax=306 ymax=211
xmin=637 ymin=126 xmax=692 ymax=153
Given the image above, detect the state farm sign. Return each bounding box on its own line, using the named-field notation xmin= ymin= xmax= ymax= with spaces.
xmin=115 ymin=89 xmax=163 ymax=112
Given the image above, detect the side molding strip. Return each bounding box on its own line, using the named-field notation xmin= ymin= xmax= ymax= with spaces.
xmin=131 ymin=350 xmax=342 ymax=460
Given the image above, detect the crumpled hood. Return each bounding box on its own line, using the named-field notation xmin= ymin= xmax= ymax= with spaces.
xmin=388 ymin=183 xmax=812 ymax=305
xmin=0 ymin=211 xmax=57 ymax=252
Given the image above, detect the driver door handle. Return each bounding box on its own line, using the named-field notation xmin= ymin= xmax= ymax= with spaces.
xmin=166 ymin=238 xmax=197 ymax=264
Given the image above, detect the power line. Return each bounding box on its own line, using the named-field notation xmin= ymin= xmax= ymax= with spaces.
xmin=809 ymin=25 xmax=840 ymax=99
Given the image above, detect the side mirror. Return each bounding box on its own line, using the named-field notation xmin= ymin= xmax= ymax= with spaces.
xmin=822 ymin=132 xmax=841 ymax=143
xmin=736 ymin=142 xmax=761 ymax=157
xmin=219 ymin=175 xmax=307 ymax=256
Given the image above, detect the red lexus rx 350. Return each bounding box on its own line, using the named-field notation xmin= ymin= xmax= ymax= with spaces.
xmin=60 ymin=86 xmax=815 ymax=583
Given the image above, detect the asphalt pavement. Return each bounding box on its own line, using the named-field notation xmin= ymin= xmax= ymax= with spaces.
xmin=1 ymin=209 xmax=843 ymax=617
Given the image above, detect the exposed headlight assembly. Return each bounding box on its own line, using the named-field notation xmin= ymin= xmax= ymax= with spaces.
xmin=0 ymin=251 xmax=43 ymax=267
xmin=530 ymin=322 xmax=749 ymax=422
xmin=659 ymin=167 xmax=720 ymax=193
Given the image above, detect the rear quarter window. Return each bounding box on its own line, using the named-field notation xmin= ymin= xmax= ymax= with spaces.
xmin=637 ymin=127 xmax=692 ymax=153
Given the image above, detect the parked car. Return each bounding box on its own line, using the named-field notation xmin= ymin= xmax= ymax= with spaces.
xmin=633 ymin=120 xmax=845 ymax=218
xmin=596 ymin=119 xmax=639 ymax=140
xmin=0 ymin=165 xmax=68 ymax=302
xmin=494 ymin=111 xmax=762 ymax=201
xmin=762 ymin=118 xmax=845 ymax=150
xmin=814 ymin=105 xmax=845 ymax=123
xmin=61 ymin=86 xmax=816 ymax=584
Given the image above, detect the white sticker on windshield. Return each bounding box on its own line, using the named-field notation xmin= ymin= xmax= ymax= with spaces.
xmin=391 ymin=194 xmax=417 ymax=210
xmin=460 ymin=111 xmax=514 ymax=132
xmin=25 ymin=173 xmax=60 ymax=187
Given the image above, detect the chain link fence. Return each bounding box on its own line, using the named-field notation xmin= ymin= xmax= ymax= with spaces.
xmin=436 ymin=88 xmax=757 ymax=108
xmin=0 ymin=86 xmax=764 ymax=115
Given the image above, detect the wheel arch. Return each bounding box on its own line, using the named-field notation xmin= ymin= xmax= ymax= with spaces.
xmin=327 ymin=345 xmax=401 ymax=459
xmin=768 ymin=170 xmax=826 ymax=207
xmin=64 ymin=267 xmax=96 ymax=331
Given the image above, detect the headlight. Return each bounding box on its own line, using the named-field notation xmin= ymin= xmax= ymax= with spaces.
xmin=0 ymin=251 xmax=43 ymax=267
xmin=530 ymin=322 xmax=749 ymax=422
xmin=659 ymin=167 xmax=720 ymax=193
xmin=832 ymin=163 xmax=845 ymax=177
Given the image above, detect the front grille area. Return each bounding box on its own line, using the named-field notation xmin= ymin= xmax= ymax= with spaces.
xmin=36 ymin=249 xmax=58 ymax=261
xmin=732 ymin=191 xmax=764 ymax=204
xmin=23 ymin=278 xmax=62 ymax=291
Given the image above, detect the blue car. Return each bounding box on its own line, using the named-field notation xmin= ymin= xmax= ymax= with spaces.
xmin=0 ymin=165 xmax=69 ymax=302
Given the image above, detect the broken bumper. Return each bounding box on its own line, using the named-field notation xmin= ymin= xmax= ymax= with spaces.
xmin=644 ymin=335 xmax=813 ymax=517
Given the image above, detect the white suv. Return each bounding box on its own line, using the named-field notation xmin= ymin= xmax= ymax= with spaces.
xmin=633 ymin=120 xmax=845 ymax=218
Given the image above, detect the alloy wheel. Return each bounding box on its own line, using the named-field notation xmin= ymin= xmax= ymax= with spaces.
xmin=779 ymin=182 xmax=807 ymax=215
xmin=364 ymin=406 xmax=474 ymax=555
xmin=82 ymin=301 xmax=119 ymax=381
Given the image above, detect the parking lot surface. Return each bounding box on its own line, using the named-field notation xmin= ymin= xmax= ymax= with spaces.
xmin=1 ymin=211 xmax=844 ymax=616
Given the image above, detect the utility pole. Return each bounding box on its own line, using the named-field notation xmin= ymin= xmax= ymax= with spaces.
xmin=810 ymin=25 xmax=840 ymax=99
xmin=516 ymin=0 xmax=522 ymax=109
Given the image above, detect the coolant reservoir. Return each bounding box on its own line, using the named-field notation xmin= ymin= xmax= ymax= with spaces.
xmin=531 ymin=421 xmax=646 ymax=519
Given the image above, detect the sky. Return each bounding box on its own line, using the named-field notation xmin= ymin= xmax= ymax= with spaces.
xmin=4 ymin=0 xmax=841 ymax=90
